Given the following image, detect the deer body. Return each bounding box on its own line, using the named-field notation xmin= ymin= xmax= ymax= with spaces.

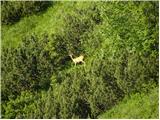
xmin=69 ymin=54 xmax=85 ymax=66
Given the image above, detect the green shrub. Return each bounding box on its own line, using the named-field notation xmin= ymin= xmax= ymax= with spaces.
xmin=1 ymin=1 xmax=53 ymax=25
xmin=1 ymin=34 xmax=56 ymax=101
xmin=47 ymin=65 xmax=123 ymax=118
xmin=53 ymin=2 xmax=103 ymax=56
xmin=1 ymin=90 xmax=49 ymax=119
xmin=45 ymin=1 xmax=158 ymax=118
xmin=1 ymin=1 xmax=158 ymax=119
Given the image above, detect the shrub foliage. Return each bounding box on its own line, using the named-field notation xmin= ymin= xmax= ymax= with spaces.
xmin=1 ymin=1 xmax=159 ymax=119
xmin=1 ymin=1 xmax=52 ymax=25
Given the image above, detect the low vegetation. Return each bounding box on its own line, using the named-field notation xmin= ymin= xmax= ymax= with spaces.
xmin=1 ymin=1 xmax=53 ymax=25
xmin=1 ymin=1 xmax=159 ymax=119
xmin=98 ymin=86 xmax=159 ymax=119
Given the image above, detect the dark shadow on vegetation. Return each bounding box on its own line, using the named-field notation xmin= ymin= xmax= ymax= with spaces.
xmin=74 ymin=99 xmax=91 ymax=118
xmin=104 ymin=74 xmax=125 ymax=101
xmin=1 ymin=1 xmax=55 ymax=25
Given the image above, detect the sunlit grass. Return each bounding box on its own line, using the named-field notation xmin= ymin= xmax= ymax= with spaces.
xmin=2 ymin=3 xmax=63 ymax=48
xmin=98 ymin=87 xmax=159 ymax=119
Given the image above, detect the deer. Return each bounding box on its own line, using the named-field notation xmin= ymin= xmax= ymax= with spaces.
xmin=69 ymin=53 xmax=85 ymax=66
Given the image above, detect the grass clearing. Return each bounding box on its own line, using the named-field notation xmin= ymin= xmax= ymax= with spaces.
xmin=98 ymin=87 xmax=159 ymax=119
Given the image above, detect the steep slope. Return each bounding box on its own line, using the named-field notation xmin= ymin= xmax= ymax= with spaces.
xmin=2 ymin=2 xmax=61 ymax=48
xmin=1 ymin=1 xmax=159 ymax=119
xmin=98 ymin=87 xmax=159 ymax=119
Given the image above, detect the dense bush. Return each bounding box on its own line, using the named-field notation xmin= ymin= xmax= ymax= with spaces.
xmin=48 ymin=65 xmax=124 ymax=118
xmin=1 ymin=1 xmax=159 ymax=119
xmin=1 ymin=1 xmax=53 ymax=25
xmin=54 ymin=2 xmax=102 ymax=56
xmin=47 ymin=1 xmax=158 ymax=118
xmin=1 ymin=34 xmax=56 ymax=101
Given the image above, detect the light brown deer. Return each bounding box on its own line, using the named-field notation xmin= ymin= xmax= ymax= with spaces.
xmin=69 ymin=53 xmax=85 ymax=66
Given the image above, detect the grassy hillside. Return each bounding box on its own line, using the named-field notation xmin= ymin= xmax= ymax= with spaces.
xmin=2 ymin=2 xmax=61 ymax=48
xmin=98 ymin=86 xmax=159 ymax=119
xmin=1 ymin=1 xmax=159 ymax=119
